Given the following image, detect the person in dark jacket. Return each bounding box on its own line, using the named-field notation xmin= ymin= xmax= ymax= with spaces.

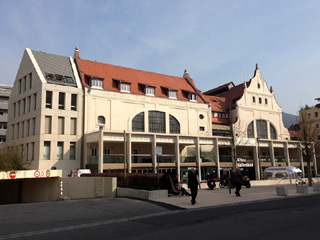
xmin=188 ymin=168 xmax=201 ymax=205
xmin=232 ymin=168 xmax=243 ymax=197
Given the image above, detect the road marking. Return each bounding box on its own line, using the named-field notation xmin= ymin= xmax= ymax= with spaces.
xmin=0 ymin=211 xmax=172 ymax=239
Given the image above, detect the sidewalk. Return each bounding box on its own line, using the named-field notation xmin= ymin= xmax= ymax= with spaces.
xmin=153 ymin=184 xmax=320 ymax=209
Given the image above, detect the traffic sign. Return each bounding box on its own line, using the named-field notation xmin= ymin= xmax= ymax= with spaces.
xmin=46 ymin=170 xmax=51 ymax=177
xmin=34 ymin=170 xmax=40 ymax=178
xmin=10 ymin=171 xmax=16 ymax=179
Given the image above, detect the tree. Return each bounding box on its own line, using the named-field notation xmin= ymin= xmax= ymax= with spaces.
xmin=0 ymin=146 xmax=30 ymax=171
xmin=299 ymin=107 xmax=320 ymax=186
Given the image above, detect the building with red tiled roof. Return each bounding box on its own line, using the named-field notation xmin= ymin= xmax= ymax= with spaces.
xmin=4 ymin=48 xmax=316 ymax=181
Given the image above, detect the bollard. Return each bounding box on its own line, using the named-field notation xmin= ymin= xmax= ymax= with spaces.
xmin=276 ymin=186 xmax=289 ymax=196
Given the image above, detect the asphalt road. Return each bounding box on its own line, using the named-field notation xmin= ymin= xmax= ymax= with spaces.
xmin=1 ymin=194 xmax=320 ymax=240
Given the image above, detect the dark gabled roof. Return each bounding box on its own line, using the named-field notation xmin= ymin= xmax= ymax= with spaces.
xmin=203 ymin=82 xmax=235 ymax=96
xmin=31 ymin=50 xmax=77 ymax=86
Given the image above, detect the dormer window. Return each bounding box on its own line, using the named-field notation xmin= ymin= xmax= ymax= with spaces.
xmin=145 ymin=87 xmax=155 ymax=96
xmin=168 ymin=90 xmax=177 ymax=99
xmin=189 ymin=93 xmax=197 ymax=102
xmin=120 ymin=83 xmax=131 ymax=92
xmin=91 ymin=79 xmax=103 ymax=89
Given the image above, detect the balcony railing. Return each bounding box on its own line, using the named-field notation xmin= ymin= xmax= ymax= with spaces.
xmin=260 ymin=157 xmax=271 ymax=162
xmin=290 ymin=158 xmax=300 ymax=163
xmin=180 ymin=155 xmax=196 ymax=163
xmin=219 ymin=155 xmax=233 ymax=162
xmin=132 ymin=154 xmax=152 ymax=164
xmin=87 ymin=156 xmax=98 ymax=164
xmin=104 ymin=155 xmax=124 ymax=163
xmin=275 ymin=157 xmax=286 ymax=163
xmin=158 ymin=155 xmax=176 ymax=163
xmin=201 ymin=153 xmax=216 ymax=163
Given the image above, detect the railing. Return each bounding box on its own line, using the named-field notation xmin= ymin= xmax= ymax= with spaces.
xmin=260 ymin=157 xmax=271 ymax=162
xmin=158 ymin=155 xmax=176 ymax=163
xmin=180 ymin=155 xmax=196 ymax=163
xmin=87 ymin=156 xmax=98 ymax=164
xmin=219 ymin=155 xmax=233 ymax=162
xmin=290 ymin=158 xmax=300 ymax=162
xmin=132 ymin=154 xmax=152 ymax=164
xmin=104 ymin=154 xmax=124 ymax=163
xmin=275 ymin=157 xmax=286 ymax=163
xmin=201 ymin=153 xmax=216 ymax=163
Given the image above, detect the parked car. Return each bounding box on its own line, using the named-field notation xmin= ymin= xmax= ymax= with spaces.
xmin=263 ymin=166 xmax=302 ymax=179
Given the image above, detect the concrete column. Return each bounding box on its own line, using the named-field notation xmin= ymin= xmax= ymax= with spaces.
xmin=196 ymin=137 xmax=201 ymax=180
xmin=254 ymin=142 xmax=261 ymax=180
xmin=128 ymin=133 xmax=132 ymax=173
xmin=152 ymin=134 xmax=157 ymax=173
xmin=299 ymin=143 xmax=305 ymax=177
xmin=284 ymin=142 xmax=290 ymax=166
xmin=312 ymin=143 xmax=317 ymax=176
xmin=214 ymin=138 xmax=220 ymax=178
xmin=98 ymin=130 xmax=104 ymax=173
xmin=176 ymin=136 xmax=180 ymax=179
xmin=269 ymin=141 xmax=275 ymax=166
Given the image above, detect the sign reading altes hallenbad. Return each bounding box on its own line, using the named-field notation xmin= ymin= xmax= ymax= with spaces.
xmin=237 ymin=158 xmax=254 ymax=167
xmin=0 ymin=170 xmax=63 ymax=180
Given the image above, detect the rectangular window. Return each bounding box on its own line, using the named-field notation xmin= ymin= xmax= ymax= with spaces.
xmin=33 ymin=93 xmax=37 ymax=110
xmin=17 ymin=101 xmax=20 ymax=116
xmin=29 ymin=73 xmax=32 ymax=89
xmin=259 ymin=97 xmax=262 ymax=104
xmin=32 ymin=118 xmax=36 ymax=135
xmin=57 ymin=142 xmax=64 ymax=160
xmin=308 ymin=113 xmax=311 ymax=120
xmin=91 ymin=79 xmax=103 ymax=89
xmin=43 ymin=141 xmax=50 ymax=160
xmin=200 ymin=126 xmax=205 ymax=131
xmin=18 ymin=79 xmax=22 ymax=94
xmin=26 ymin=120 xmax=29 ymax=137
xmin=70 ymin=118 xmax=77 ymax=135
xmin=16 ymin=123 xmax=19 ymax=139
xmin=316 ymin=123 xmax=319 ymax=129
xmin=28 ymin=96 xmax=31 ymax=112
xmin=22 ymin=99 xmax=25 ymax=114
xmin=21 ymin=121 xmax=24 ymax=138
xmin=46 ymin=91 xmax=52 ymax=108
xmin=120 ymin=83 xmax=130 ymax=92
xmin=189 ymin=93 xmax=197 ymax=101
xmin=58 ymin=92 xmax=65 ymax=110
xmin=318 ymin=135 xmax=320 ymax=141
xmin=30 ymin=142 xmax=34 ymax=160
xmin=12 ymin=124 xmax=15 ymax=140
xmin=25 ymin=143 xmax=29 ymax=161
xmin=168 ymin=90 xmax=177 ymax=99
xmin=253 ymin=96 xmax=256 ymax=103
xmin=58 ymin=117 xmax=65 ymax=134
xmin=315 ymin=112 xmax=318 ymax=118
xmin=13 ymin=103 xmax=16 ymax=117
xmin=265 ymin=98 xmax=268 ymax=105
xmin=145 ymin=87 xmax=155 ymax=96
xmin=45 ymin=116 xmax=52 ymax=134
xmin=70 ymin=142 xmax=76 ymax=160
xmin=23 ymin=76 xmax=26 ymax=92
xmin=71 ymin=94 xmax=77 ymax=111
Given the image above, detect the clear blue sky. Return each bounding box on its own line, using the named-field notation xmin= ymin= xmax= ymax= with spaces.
xmin=1 ymin=0 xmax=320 ymax=115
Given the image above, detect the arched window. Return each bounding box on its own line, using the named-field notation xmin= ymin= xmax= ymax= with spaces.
xmin=132 ymin=112 xmax=144 ymax=132
xmin=169 ymin=115 xmax=180 ymax=134
xmin=247 ymin=121 xmax=254 ymax=138
xmin=149 ymin=111 xmax=165 ymax=133
xmin=98 ymin=116 xmax=105 ymax=124
xmin=270 ymin=124 xmax=277 ymax=139
xmin=257 ymin=120 xmax=267 ymax=139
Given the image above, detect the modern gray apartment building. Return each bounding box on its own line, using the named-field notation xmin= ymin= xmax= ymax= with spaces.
xmin=0 ymin=85 xmax=12 ymax=144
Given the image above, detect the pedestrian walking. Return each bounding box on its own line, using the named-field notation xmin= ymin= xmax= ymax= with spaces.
xmin=232 ymin=167 xmax=243 ymax=197
xmin=188 ymin=167 xmax=201 ymax=205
